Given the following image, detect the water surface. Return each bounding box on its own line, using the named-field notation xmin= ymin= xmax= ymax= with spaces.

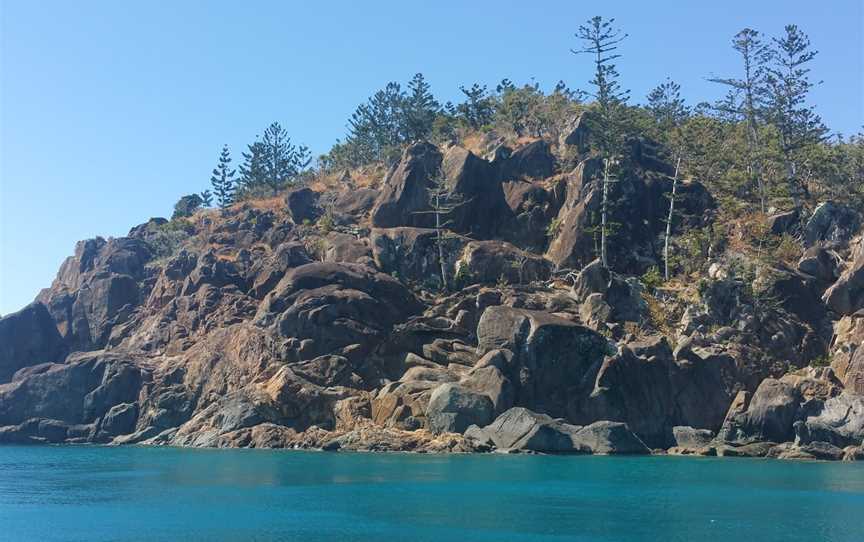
xmin=1 ymin=445 xmax=862 ymax=541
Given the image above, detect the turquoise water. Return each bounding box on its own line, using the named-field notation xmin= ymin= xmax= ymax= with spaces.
xmin=1 ymin=446 xmax=863 ymax=541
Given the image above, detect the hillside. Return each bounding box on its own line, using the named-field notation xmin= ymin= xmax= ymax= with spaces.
xmin=1 ymin=113 xmax=863 ymax=460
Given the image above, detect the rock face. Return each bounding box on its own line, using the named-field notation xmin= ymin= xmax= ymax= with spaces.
xmin=0 ymin=303 xmax=66 ymax=383
xmin=2 ymin=137 xmax=862 ymax=459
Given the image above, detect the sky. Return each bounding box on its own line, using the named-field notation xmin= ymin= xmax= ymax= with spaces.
xmin=0 ymin=0 xmax=862 ymax=315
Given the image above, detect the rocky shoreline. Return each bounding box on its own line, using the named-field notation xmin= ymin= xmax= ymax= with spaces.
xmin=1 ymin=129 xmax=863 ymax=461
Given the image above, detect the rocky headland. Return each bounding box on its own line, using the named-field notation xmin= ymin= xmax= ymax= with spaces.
xmin=2 ymin=123 xmax=863 ymax=461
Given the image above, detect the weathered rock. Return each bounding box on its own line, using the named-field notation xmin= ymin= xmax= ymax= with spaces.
xmin=497 ymin=140 xmax=556 ymax=181
xmin=823 ymin=241 xmax=864 ymax=316
xmin=371 ymin=143 xmax=441 ymax=229
xmin=285 ymin=187 xmax=322 ymax=224
xmin=672 ymin=426 xmax=715 ymax=449
xmin=477 ymin=306 xmax=607 ymax=418
xmin=794 ymin=392 xmax=864 ymax=448
xmin=442 ymin=146 xmax=511 ymax=238
xmin=467 ymin=407 xmax=582 ymax=453
xmin=371 ymin=227 xmax=468 ymax=287
xmin=570 ymin=421 xmax=650 ymax=454
xmin=425 ymin=383 xmax=494 ymax=434
xmin=0 ymin=302 xmax=66 ymax=383
xmin=457 ymin=240 xmax=553 ymax=286
xmin=767 ymin=209 xmax=799 ymax=236
xmin=719 ymin=378 xmax=802 ymax=444
xmin=804 ymin=201 xmax=860 ymax=248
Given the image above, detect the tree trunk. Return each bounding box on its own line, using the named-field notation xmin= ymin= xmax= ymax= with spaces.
xmin=664 ymin=156 xmax=681 ymax=281
xmin=601 ymin=158 xmax=610 ymax=269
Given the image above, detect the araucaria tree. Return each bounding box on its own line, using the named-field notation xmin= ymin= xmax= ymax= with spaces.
xmin=404 ymin=73 xmax=440 ymax=141
xmin=240 ymin=123 xmax=310 ymax=195
xmin=210 ymin=144 xmax=237 ymax=209
xmin=709 ymin=29 xmax=771 ymax=212
xmin=763 ymin=25 xmax=827 ymax=207
xmin=456 ymin=83 xmax=495 ymax=130
xmin=647 ymin=78 xmax=691 ymax=280
xmin=573 ymin=15 xmax=630 ymax=269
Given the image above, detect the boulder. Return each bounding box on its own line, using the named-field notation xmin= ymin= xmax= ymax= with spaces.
xmin=497 ymin=140 xmax=556 ymax=181
xmin=425 ymin=383 xmax=494 ymax=434
xmin=767 ymin=209 xmax=800 ymax=236
xmin=794 ymin=392 xmax=864 ymax=448
xmin=442 ymin=146 xmax=511 ymax=238
xmin=370 ymin=143 xmax=441 ymax=229
xmin=476 ymin=306 xmax=607 ymax=418
xmin=0 ymin=302 xmax=66 ymax=383
xmin=333 ymin=188 xmax=378 ymax=219
xmin=285 ymin=187 xmax=322 ymax=224
xmin=719 ymin=378 xmax=801 ymax=444
xmin=570 ymin=421 xmax=650 ymax=454
xmin=467 ymin=407 xmax=582 ymax=453
xmin=457 ymin=240 xmax=553 ymax=286
xmin=371 ymin=227 xmax=468 ymax=287
xmin=823 ymin=241 xmax=864 ymax=316
xmin=804 ymin=201 xmax=860 ymax=248
xmin=672 ymin=426 xmax=715 ymax=449
xmin=256 ymin=263 xmax=423 ymax=361
xmin=559 ymin=112 xmax=591 ymax=155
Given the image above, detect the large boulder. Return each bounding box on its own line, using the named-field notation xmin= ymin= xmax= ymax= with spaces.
xmin=425 ymin=383 xmax=494 ymax=434
xmin=497 ymin=140 xmax=556 ymax=181
xmin=370 ymin=143 xmax=441 ymax=229
xmin=823 ymin=241 xmax=864 ymax=316
xmin=804 ymin=201 xmax=860 ymax=248
xmin=457 ymin=240 xmax=553 ymax=286
xmin=569 ymin=421 xmax=650 ymax=454
xmin=500 ymin=179 xmax=566 ymax=251
xmin=256 ymin=263 xmax=423 ymax=361
xmin=476 ymin=306 xmax=608 ymax=418
xmin=0 ymin=302 xmax=66 ymax=383
xmin=0 ymin=351 xmax=144 ymax=429
xmin=466 ymin=407 xmax=582 ymax=453
xmin=442 ymin=146 xmax=512 ymax=238
xmin=794 ymin=392 xmax=864 ymax=448
xmin=371 ymin=227 xmax=468 ymax=287
xmin=285 ymin=187 xmax=322 ymax=224
xmin=719 ymin=378 xmax=802 ymax=444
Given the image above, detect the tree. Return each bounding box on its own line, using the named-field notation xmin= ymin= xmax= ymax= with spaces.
xmin=403 ymin=73 xmax=440 ymax=141
xmin=763 ymin=25 xmax=828 ymax=207
xmin=210 ymin=144 xmax=237 ymax=209
xmin=573 ymin=15 xmax=630 ymax=268
xmin=346 ymin=82 xmax=407 ymax=164
xmin=238 ymin=140 xmax=266 ymax=191
xmin=199 ymin=189 xmax=213 ymax=207
xmin=709 ymin=28 xmax=771 ymax=212
xmin=647 ymin=78 xmax=691 ymax=280
xmin=172 ymin=194 xmax=203 ymax=219
xmin=259 ymin=122 xmax=311 ymax=194
xmin=456 ymin=83 xmax=495 ymax=130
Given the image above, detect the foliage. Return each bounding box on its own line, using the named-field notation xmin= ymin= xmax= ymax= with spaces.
xmin=210 ymin=144 xmax=237 ymax=209
xmin=172 ymin=193 xmax=203 ymax=219
xmin=640 ymin=266 xmax=663 ymax=293
xmin=239 ymin=122 xmax=310 ymax=195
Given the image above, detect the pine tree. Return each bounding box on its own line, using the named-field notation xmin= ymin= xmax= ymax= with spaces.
xmin=573 ymin=15 xmax=630 ymax=269
xmin=457 ymin=84 xmax=494 ymax=130
xmin=709 ymin=28 xmax=771 ymax=212
xmin=259 ymin=122 xmax=311 ymax=194
xmin=199 ymin=190 xmax=213 ymax=207
xmin=346 ymin=82 xmax=407 ymax=164
xmin=210 ymin=144 xmax=236 ymax=209
xmin=239 ymin=140 xmax=266 ymax=191
xmin=763 ymin=25 xmax=828 ymax=207
xmin=404 ymin=73 xmax=440 ymax=141
xmin=647 ymin=79 xmax=691 ymax=280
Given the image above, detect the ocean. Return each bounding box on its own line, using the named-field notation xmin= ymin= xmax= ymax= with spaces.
xmin=1 ymin=445 xmax=862 ymax=541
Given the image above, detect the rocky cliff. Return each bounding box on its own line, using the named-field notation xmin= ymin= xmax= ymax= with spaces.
xmin=2 ymin=126 xmax=863 ymax=460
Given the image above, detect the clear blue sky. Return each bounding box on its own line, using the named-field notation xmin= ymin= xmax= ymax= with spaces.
xmin=1 ymin=0 xmax=862 ymax=315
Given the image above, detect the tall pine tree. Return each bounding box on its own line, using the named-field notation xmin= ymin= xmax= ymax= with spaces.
xmin=709 ymin=29 xmax=771 ymax=212
xmin=763 ymin=25 xmax=828 ymax=207
xmin=403 ymin=73 xmax=440 ymax=141
xmin=210 ymin=144 xmax=237 ymax=209
xmin=573 ymin=15 xmax=630 ymax=269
